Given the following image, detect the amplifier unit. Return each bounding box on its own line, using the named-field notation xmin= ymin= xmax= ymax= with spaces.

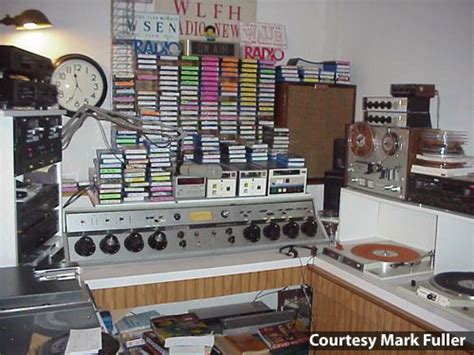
xmin=0 ymin=79 xmax=57 ymax=109
xmin=64 ymin=197 xmax=325 ymax=265
xmin=226 ymin=163 xmax=268 ymax=197
xmin=390 ymin=84 xmax=436 ymax=98
xmin=255 ymin=161 xmax=307 ymax=195
xmin=174 ymin=176 xmax=206 ymax=200
xmin=406 ymin=174 xmax=474 ymax=216
xmin=363 ymin=96 xmax=430 ymax=113
xmin=0 ymin=45 xmax=54 ymax=81
xmin=363 ymin=111 xmax=431 ymax=128
xmin=346 ymin=122 xmax=419 ymax=199
xmin=206 ymin=167 xmax=237 ymax=198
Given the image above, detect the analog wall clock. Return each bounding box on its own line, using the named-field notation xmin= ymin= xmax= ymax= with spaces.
xmin=51 ymin=54 xmax=107 ymax=115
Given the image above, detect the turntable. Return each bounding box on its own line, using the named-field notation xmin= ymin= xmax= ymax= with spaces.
xmin=400 ymin=272 xmax=474 ymax=322
xmin=322 ymin=238 xmax=434 ymax=279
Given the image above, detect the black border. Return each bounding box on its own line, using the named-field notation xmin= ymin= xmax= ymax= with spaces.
xmin=53 ymin=53 xmax=108 ymax=115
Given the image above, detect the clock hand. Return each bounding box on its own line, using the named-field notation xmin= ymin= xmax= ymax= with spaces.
xmin=73 ymin=73 xmax=83 ymax=93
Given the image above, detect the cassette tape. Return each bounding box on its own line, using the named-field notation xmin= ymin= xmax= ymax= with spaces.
xmin=206 ymin=167 xmax=237 ymax=198
xmin=255 ymin=161 xmax=307 ymax=195
xmin=174 ymin=176 xmax=206 ymax=200
xmin=226 ymin=163 xmax=268 ymax=197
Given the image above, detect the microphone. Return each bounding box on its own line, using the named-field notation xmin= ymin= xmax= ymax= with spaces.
xmin=178 ymin=163 xmax=223 ymax=179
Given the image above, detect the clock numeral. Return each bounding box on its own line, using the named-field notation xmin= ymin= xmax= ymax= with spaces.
xmin=55 ymin=81 xmax=61 ymax=87
xmin=75 ymin=101 xmax=80 ymax=108
xmin=59 ymin=72 xmax=66 ymax=80
xmin=84 ymin=98 xmax=89 ymax=105
xmin=74 ymin=64 xmax=81 ymax=72
xmin=91 ymin=93 xmax=96 ymax=99
xmin=58 ymin=91 xmax=64 ymax=98
xmin=91 ymin=74 xmax=97 ymax=81
xmin=85 ymin=67 xmax=89 ymax=74
xmin=66 ymin=66 xmax=72 ymax=74
xmin=93 ymin=83 xmax=99 ymax=90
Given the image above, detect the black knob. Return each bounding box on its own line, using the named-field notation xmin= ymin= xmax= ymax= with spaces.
xmin=263 ymin=222 xmax=280 ymax=241
xmin=177 ymin=231 xmax=185 ymax=239
xmin=283 ymin=220 xmax=299 ymax=239
xmin=228 ymin=236 xmax=236 ymax=244
xmin=100 ymin=234 xmax=120 ymax=254
xmin=75 ymin=236 xmax=96 ymax=257
xmin=173 ymin=213 xmax=181 ymax=221
xmin=148 ymin=230 xmax=168 ymax=251
xmin=243 ymin=224 xmax=261 ymax=243
xmin=124 ymin=232 xmax=144 ymax=253
xmin=225 ymin=227 xmax=233 ymax=235
xmin=386 ymin=101 xmax=392 ymax=109
xmin=179 ymin=240 xmax=187 ymax=248
xmin=301 ymin=218 xmax=318 ymax=237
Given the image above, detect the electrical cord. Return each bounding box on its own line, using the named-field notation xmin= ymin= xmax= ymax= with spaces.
xmin=63 ymin=184 xmax=92 ymax=208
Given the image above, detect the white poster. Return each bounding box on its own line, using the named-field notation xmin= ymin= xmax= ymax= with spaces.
xmin=119 ymin=12 xmax=180 ymax=42
xmin=240 ymin=22 xmax=287 ymax=49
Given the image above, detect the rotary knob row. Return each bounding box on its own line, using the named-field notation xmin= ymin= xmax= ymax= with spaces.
xmin=243 ymin=218 xmax=318 ymax=243
xmin=74 ymin=230 xmax=172 ymax=257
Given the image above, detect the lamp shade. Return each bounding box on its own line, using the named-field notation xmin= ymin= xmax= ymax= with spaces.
xmin=14 ymin=9 xmax=52 ymax=30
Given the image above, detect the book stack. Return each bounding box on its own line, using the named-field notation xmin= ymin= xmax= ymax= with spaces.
xmin=199 ymin=56 xmax=220 ymax=131
xmin=256 ymin=60 xmax=276 ymax=142
xmin=257 ymin=321 xmax=309 ymax=352
xmin=194 ymin=133 xmax=221 ymax=164
xmin=319 ymin=68 xmax=335 ymax=84
xmin=324 ymin=60 xmax=351 ymax=84
xmin=123 ymin=145 xmax=149 ymax=202
xmin=135 ymin=54 xmax=159 ymax=118
xmin=112 ymin=73 xmax=136 ymax=115
xmin=276 ymin=153 xmax=306 ymax=168
xmin=219 ymin=57 xmax=240 ymax=136
xmin=239 ymin=59 xmax=259 ymax=142
xmin=111 ymin=125 xmax=138 ymax=148
xmin=149 ymin=313 xmax=214 ymax=355
xmin=158 ymin=55 xmax=181 ymax=163
xmin=263 ymin=126 xmax=290 ymax=160
xmin=245 ymin=142 xmax=268 ymax=162
xmin=298 ymin=66 xmax=320 ymax=83
xmin=220 ymin=140 xmax=247 ymax=164
xmin=179 ymin=55 xmax=200 ymax=135
xmin=95 ymin=149 xmax=124 ymax=205
xmin=276 ymin=65 xmax=300 ymax=83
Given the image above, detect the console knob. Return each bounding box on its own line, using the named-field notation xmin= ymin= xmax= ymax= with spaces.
xmin=177 ymin=231 xmax=185 ymax=239
xmin=263 ymin=222 xmax=281 ymax=241
xmin=179 ymin=240 xmax=187 ymax=248
xmin=283 ymin=220 xmax=299 ymax=239
xmin=74 ymin=236 xmax=96 ymax=257
xmin=221 ymin=210 xmax=230 ymax=218
xmin=173 ymin=213 xmax=181 ymax=221
xmin=301 ymin=217 xmax=318 ymax=237
xmin=228 ymin=236 xmax=235 ymax=244
xmin=124 ymin=232 xmax=144 ymax=253
xmin=243 ymin=224 xmax=261 ymax=243
xmin=148 ymin=230 xmax=168 ymax=251
xmin=100 ymin=234 xmax=120 ymax=254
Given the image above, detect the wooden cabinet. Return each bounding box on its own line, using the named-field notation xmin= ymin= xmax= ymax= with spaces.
xmin=307 ymin=266 xmax=468 ymax=355
xmin=274 ymin=83 xmax=356 ymax=181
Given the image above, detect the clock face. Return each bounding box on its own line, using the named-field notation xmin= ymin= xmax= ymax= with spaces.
xmin=52 ymin=54 xmax=107 ymax=114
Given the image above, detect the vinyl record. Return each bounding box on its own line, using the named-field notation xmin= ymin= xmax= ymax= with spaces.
xmin=430 ymin=272 xmax=474 ymax=299
xmin=349 ymin=122 xmax=374 ymax=157
xmin=350 ymin=243 xmax=421 ymax=263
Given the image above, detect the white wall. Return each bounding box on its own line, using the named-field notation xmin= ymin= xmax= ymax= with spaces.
xmin=0 ymin=0 xmax=112 ymax=181
xmin=1 ymin=0 xmax=473 ymax=182
xmin=257 ymin=0 xmax=474 ymax=155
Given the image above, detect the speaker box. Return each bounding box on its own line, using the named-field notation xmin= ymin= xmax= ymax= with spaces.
xmin=324 ymin=170 xmax=344 ymax=211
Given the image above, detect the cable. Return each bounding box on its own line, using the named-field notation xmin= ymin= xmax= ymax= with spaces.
xmin=63 ymin=184 xmax=92 ymax=208
xmin=253 ymin=286 xmax=289 ymax=303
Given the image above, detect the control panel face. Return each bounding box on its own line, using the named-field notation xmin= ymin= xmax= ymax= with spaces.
xmin=65 ymin=198 xmax=324 ymax=264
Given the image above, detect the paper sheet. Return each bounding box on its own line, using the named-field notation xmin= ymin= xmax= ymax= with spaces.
xmin=65 ymin=327 xmax=102 ymax=354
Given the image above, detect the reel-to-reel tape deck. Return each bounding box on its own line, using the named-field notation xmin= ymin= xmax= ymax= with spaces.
xmin=346 ymin=122 xmax=419 ymax=199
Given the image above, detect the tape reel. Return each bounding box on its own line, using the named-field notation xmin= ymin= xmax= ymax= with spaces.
xmin=349 ymin=122 xmax=374 ymax=157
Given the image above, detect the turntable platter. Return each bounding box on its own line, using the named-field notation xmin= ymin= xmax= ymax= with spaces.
xmin=430 ymin=272 xmax=474 ymax=300
xmin=350 ymin=243 xmax=421 ymax=263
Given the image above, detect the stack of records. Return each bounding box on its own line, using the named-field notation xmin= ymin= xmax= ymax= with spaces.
xmin=263 ymin=126 xmax=290 ymax=159
xmin=257 ymin=60 xmax=276 ymax=141
xmin=135 ymin=54 xmax=158 ymax=117
xmin=239 ymin=59 xmax=259 ymax=141
xmin=111 ymin=125 xmax=138 ymax=148
xmin=194 ymin=133 xmax=221 ymax=164
xmin=199 ymin=56 xmax=220 ymax=131
xmin=298 ymin=66 xmax=320 ymax=83
xmin=123 ymin=145 xmax=149 ymax=202
xmin=324 ymin=60 xmax=350 ymax=84
xmin=95 ymin=149 xmax=124 ymax=204
xmin=276 ymin=65 xmax=300 ymax=82
xmin=245 ymin=142 xmax=268 ymax=162
xmin=276 ymin=153 xmax=305 ymax=168
xmin=219 ymin=57 xmax=240 ymax=136
xmin=146 ymin=142 xmax=174 ymax=202
xmin=112 ymin=73 xmax=135 ymax=115
xmin=319 ymin=68 xmax=335 ymax=84
xmin=158 ymin=55 xmax=180 ymax=162
xmin=220 ymin=140 xmax=246 ymax=163
xmin=179 ymin=55 xmax=200 ymax=134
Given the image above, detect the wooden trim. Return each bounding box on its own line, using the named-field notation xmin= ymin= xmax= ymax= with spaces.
xmin=92 ymin=266 xmax=304 ymax=311
xmin=307 ymin=265 xmax=440 ymax=331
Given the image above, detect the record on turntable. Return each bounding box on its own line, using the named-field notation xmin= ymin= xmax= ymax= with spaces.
xmin=430 ymin=272 xmax=474 ymax=300
xmin=350 ymin=243 xmax=421 ymax=263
